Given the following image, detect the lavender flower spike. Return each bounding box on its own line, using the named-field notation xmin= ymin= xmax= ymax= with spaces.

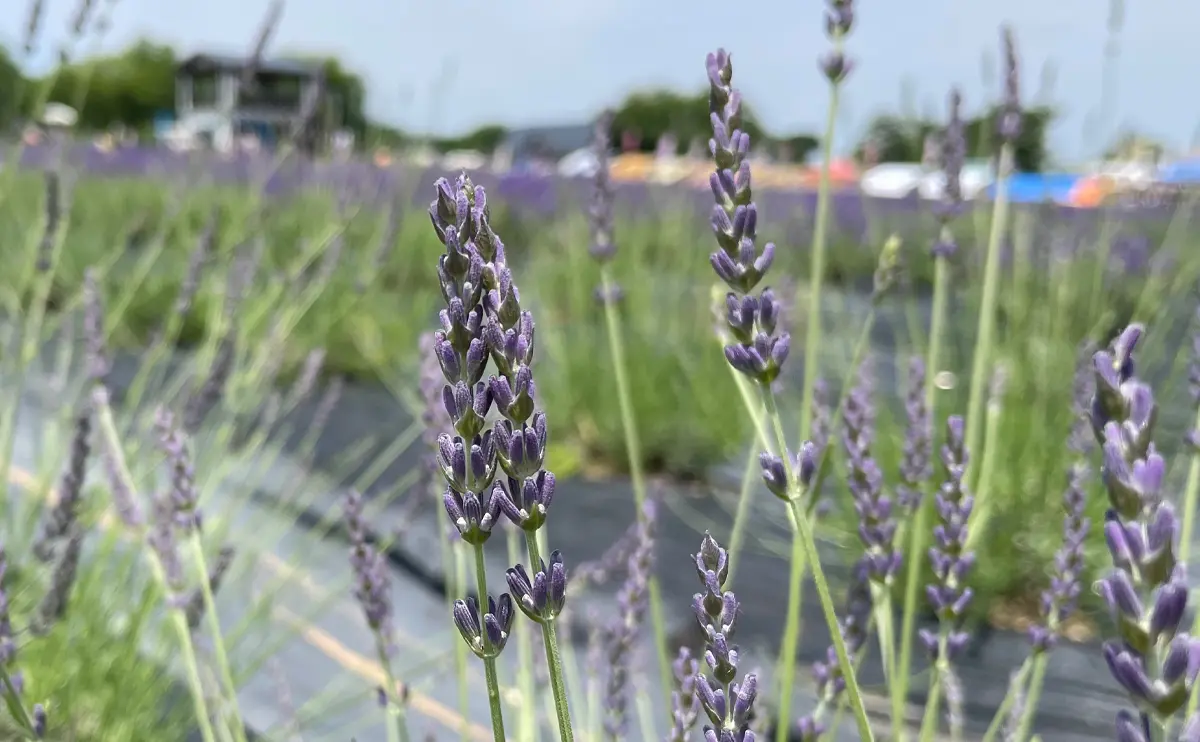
xmin=998 ymin=26 xmax=1022 ymax=144
xmin=693 ymin=532 xmax=758 ymax=742
xmin=603 ymin=500 xmax=657 ymax=739
xmin=0 ymin=546 xmax=24 ymax=698
xmin=705 ymin=49 xmax=789 ymax=387
xmin=343 ymin=489 xmax=396 ymax=657
xmin=920 ymin=416 xmax=975 ymax=661
xmin=898 ymin=357 xmax=933 ymax=512
xmin=932 ymin=89 xmax=966 ymax=256
xmin=1090 ymin=325 xmax=1200 ymax=724
xmin=843 ymin=362 xmax=900 ymax=585
xmin=668 ymin=647 xmax=702 ymax=742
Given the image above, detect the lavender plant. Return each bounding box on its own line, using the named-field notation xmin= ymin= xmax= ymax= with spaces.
xmin=588 ymin=108 xmax=673 ymax=702
xmin=428 ymin=174 xmax=575 ymax=741
xmin=704 ymin=46 xmax=872 ymax=741
xmin=1090 ymin=326 xmax=1200 ymax=740
xmin=693 ymin=533 xmax=758 ymax=742
xmin=343 ymin=488 xmax=410 ymax=742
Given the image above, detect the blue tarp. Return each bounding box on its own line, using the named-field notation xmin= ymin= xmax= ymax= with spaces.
xmin=985 ymin=173 xmax=1082 ymax=203
xmin=1158 ymin=159 xmax=1200 ymax=184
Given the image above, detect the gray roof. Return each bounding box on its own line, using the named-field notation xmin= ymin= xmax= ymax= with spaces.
xmin=177 ymin=53 xmax=322 ymax=77
xmin=503 ymin=123 xmax=594 ymax=159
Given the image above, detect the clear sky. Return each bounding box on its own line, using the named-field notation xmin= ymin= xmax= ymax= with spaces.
xmin=4 ymin=0 xmax=1197 ymax=162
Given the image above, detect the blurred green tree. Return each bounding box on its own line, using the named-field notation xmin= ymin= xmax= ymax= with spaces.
xmin=432 ymin=124 xmax=507 ymax=154
xmin=857 ymin=105 xmax=1055 ymax=171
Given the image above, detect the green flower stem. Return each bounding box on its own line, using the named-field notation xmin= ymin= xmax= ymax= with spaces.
xmin=893 ymin=250 xmax=951 ymax=742
xmin=980 ymin=658 xmax=1032 ymax=742
xmin=598 ymin=266 xmax=673 ymax=703
xmin=771 ymin=311 xmax=875 ymax=742
xmin=94 ymin=395 xmax=220 ymax=742
xmin=723 ymin=443 xmax=760 ymax=590
xmin=186 ymin=534 xmax=248 ymax=742
xmin=1012 ymin=651 xmax=1049 ymax=742
xmin=0 ymin=217 xmax=68 ymax=527
xmin=1178 ymin=404 xmax=1200 ymax=571
xmin=762 ymin=390 xmax=874 ymax=742
xmin=508 ymin=530 xmax=540 ymax=742
xmin=917 ymin=634 xmax=950 ymax=742
xmin=964 ymin=378 xmax=1004 ymax=553
xmin=0 ymin=663 xmax=38 ymax=739
xmin=472 ymin=544 xmax=507 ymax=742
xmin=963 ymin=144 xmax=1014 ymax=490
xmin=452 ymin=542 xmax=472 ymax=740
xmin=796 ymin=35 xmax=845 ymax=450
xmin=524 ymin=531 xmax=575 ymax=742
xmin=773 ymin=519 xmax=810 ymax=742
xmin=375 ymin=637 xmax=409 ymax=742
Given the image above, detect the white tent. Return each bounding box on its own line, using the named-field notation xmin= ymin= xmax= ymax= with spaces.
xmin=860 ymin=163 xmax=924 ymax=199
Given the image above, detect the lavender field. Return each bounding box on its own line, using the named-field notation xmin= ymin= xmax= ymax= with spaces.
xmin=6 ymin=2 xmax=1200 ymax=741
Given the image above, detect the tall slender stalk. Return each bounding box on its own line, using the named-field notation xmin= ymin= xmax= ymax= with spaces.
xmin=893 ymin=251 xmax=951 ymax=742
xmin=508 ymin=530 xmax=540 ymax=742
xmin=963 ymin=144 xmax=1014 ymax=489
xmin=473 ymin=545 xmax=507 ymax=742
xmin=186 ymin=534 xmax=248 ymax=742
xmin=94 ymin=397 xmax=221 ymax=742
xmin=762 ymin=392 xmax=874 ymax=742
xmin=598 ymin=266 xmax=672 ymax=703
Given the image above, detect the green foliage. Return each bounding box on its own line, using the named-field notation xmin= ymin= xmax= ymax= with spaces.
xmin=609 ymin=88 xmax=819 ymax=159
xmin=859 ymin=105 xmax=1055 ymax=171
xmin=432 ymin=124 xmax=508 ymax=154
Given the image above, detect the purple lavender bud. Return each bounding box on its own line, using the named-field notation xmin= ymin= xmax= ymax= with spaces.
xmin=1070 ymin=341 xmax=1098 ymax=456
xmin=819 ymin=51 xmax=854 ymax=84
xmin=31 ymin=526 xmax=84 ymax=635
xmin=154 ymin=407 xmax=201 ymax=533
xmin=32 ymin=703 xmax=46 ymax=737
xmin=1115 ymin=710 xmax=1147 ymax=742
xmin=343 ymin=490 xmax=396 ymax=657
xmin=452 ymin=594 xmax=514 ymax=659
xmin=668 ymin=647 xmax=702 ymax=742
xmin=505 ymin=549 xmax=567 ymax=624
xmin=692 ymin=533 xmax=758 ymax=742
xmin=705 ymin=49 xmax=788 ymax=388
xmin=0 ymin=547 xmax=24 ymax=698
xmin=898 ymin=357 xmax=933 ymax=511
xmin=759 ymin=441 xmax=817 ymax=500
xmin=1030 ymin=459 xmax=1090 ymax=652
xmin=33 ymin=405 xmax=92 ymax=562
xmin=820 ymin=0 xmax=855 ymax=82
xmin=1090 ymin=325 xmax=1200 ymax=725
xmin=997 ymin=27 xmax=1022 ymax=144
xmin=604 ymin=502 xmax=657 ymax=738
xmin=843 ymin=362 xmax=900 ymax=584
xmin=588 ymin=110 xmax=616 ymax=264
xmin=931 ymin=89 xmax=967 ymax=227
xmin=824 ymin=0 xmax=853 ymax=37
xmin=922 ymin=416 xmax=974 ymax=661
xmin=82 ymin=269 xmax=109 ymax=382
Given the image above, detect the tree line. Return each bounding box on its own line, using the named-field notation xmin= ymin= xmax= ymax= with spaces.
xmin=0 ymin=40 xmax=1053 ymax=170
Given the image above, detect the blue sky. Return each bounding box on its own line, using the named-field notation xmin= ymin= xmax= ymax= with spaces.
xmin=4 ymin=0 xmax=1196 ymax=161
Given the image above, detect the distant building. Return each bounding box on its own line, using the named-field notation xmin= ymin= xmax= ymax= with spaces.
xmin=501 ymin=123 xmax=593 ymax=166
xmin=173 ymin=53 xmax=329 ymax=152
